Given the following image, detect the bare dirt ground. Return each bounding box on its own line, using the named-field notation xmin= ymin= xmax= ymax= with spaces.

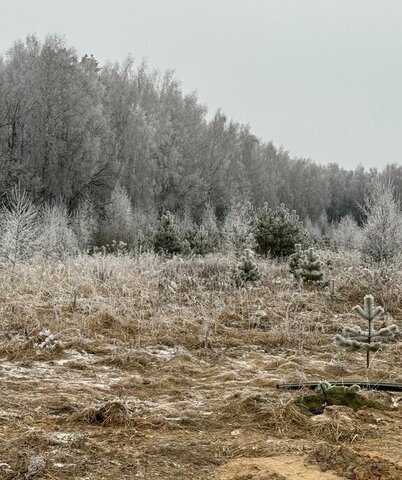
xmin=0 ymin=252 xmax=401 ymax=479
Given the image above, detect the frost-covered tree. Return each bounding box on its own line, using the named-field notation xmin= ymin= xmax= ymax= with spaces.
xmin=0 ymin=35 xmax=112 ymax=204
xmin=189 ymin=203 xmax=220 ymax=255
xmin=223 ymin=199 xmax=254 ymax=254
xmin=360 ymin=181 xmax=402 ymax=263
xmin=254 ymin=203 xmax=309 ymax=258
xmin=330 ymin=214 xmax=362 ymax=251
xmin=335 ymin=295 xmax=398 ymax=368
xmin=235 ymin=248 xmax=261 ymax=286
xmin=101 ymin=185 xmax=134 ymax=245
xmin=0 ymin=186 xmax=40 ymax=265
xmin=38 ymin=203 xmax=78 ymax=258
xmin=299 ymin=247 xmax=323 ymax=283
xmin=200 ymin=203 xmax=220 ymax=246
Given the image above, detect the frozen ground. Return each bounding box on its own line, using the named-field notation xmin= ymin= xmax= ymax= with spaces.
xmin=0 ymin=252 xmax=401 ymax=479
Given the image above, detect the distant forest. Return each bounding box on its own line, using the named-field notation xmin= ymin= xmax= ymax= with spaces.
xmin=1 ymin=35 xmax=401 ymax=227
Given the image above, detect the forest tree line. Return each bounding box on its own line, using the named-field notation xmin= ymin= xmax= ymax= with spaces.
xmin=1 ymin=34 xmax=401 ymax=238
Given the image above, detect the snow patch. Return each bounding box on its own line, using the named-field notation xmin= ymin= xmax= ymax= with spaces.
xmin=48 ymin=431 xmax=81 ymax=444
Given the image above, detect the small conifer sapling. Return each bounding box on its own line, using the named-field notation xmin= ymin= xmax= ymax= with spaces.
xmin=254 ymin=203 xmax=309 ymax=258
xmin=299 ymin=247 xmax=323 ymax=284
xmin=153 ymin=211 xmax=185 ymax=256
xmin=335 ymin=295 xmax=399 ymax=368
xmin=190 ymin=225 xmax=215 ymax=255
xmin=236 ymin=248 xmax=261 ymax=286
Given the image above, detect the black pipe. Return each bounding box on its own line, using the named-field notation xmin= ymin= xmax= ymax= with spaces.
xmin=277 ymin=381 xmax=402 ymax=392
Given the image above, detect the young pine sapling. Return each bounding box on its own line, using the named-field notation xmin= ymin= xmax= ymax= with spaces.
xmin=235 ymin=248 xmax=261 ymax=286
xmin=335 ymin=295 xmax=398 ymax=367
xmin=299 ymin=247 xmax=323 ymax=284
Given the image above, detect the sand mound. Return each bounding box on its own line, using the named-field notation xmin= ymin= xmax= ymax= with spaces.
xmin=307 ymin=445 xmax=402 ymax=480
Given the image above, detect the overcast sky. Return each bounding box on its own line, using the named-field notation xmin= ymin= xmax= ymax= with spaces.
xmin=1 ymin=0 xmax=401 ymax=169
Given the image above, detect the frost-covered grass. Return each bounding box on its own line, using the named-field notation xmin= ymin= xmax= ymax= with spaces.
xmin=0 ymin=249 xmax=402 ymax=353
xmin=0 ymin=250 xmax=401 ymax=479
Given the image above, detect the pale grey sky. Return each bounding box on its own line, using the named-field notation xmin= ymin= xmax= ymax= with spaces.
xmin=1 ymin=0 xmax=401 ymax=169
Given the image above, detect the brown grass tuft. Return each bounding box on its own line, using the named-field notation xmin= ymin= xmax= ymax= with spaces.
xmin=70 ymin=400 xmax=131 ymax=427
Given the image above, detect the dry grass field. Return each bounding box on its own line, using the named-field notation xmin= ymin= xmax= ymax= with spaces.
xmin=0 ymin=251 xmax=401 ymax=479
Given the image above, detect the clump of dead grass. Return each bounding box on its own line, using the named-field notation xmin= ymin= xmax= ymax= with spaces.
xmin=70 ymin=400 xmax=131 ymax=427
xmin=309 ymin=405 xmax=370 ymax=443
xmin=221 ymin=392 xmax=376 ymax=443
xmin=97 ymin=349 xmax=153 ymax=371
xmin=0 ymin=336 xmax=64 ymax=361
xmin=271 ymin=400 xmax=373 ymax=443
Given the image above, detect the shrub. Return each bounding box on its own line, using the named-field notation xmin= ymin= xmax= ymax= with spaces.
xmin=254 ymin=203 xmax=309 ymax=258
xmin=38 ymin=203 xmax=78 ymax=258
xmin=330 ymin=214 xmax=362 ymax=251
xmin=0 ymin=186 xmax=40 ymax=266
